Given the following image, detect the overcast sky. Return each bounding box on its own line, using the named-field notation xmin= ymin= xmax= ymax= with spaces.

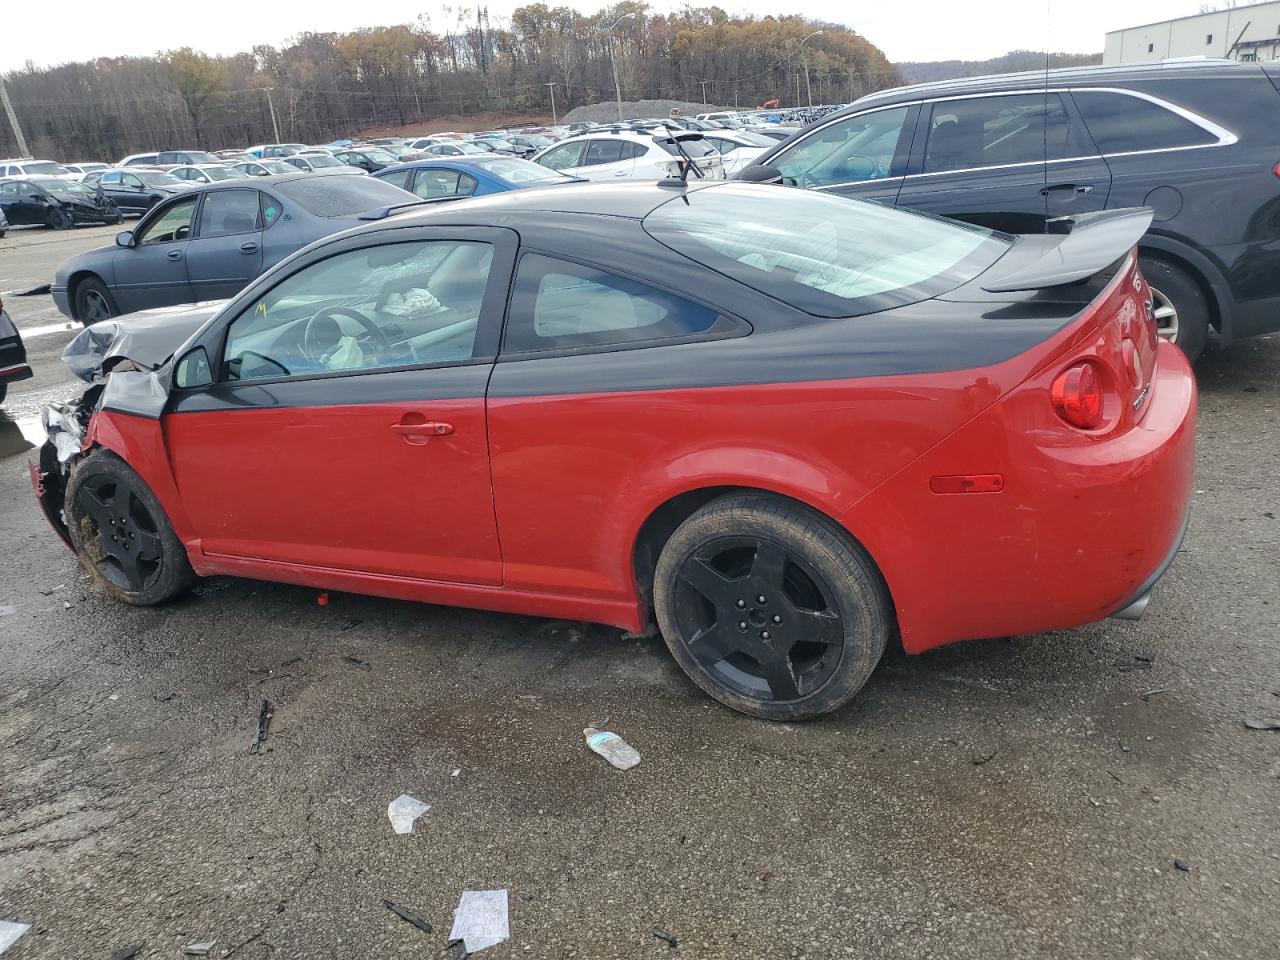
xmin=1 ymin=1 xmax=1209 ymax=72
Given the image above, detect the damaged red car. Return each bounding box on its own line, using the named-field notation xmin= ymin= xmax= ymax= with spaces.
xmin=31 ymin=182 xmax=1196 ymax=720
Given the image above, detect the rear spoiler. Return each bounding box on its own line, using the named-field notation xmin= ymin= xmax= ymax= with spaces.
xmin=981 ymin=208 xmax=1154 ymax=293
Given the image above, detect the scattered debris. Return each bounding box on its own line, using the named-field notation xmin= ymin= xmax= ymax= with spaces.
xmin=451 ymin=769 xmax=461 ymax=778
xmin=341 ymin=655 xmax=371 ymax=672
xmin=1174 ymin=859 xmax=1192 ymax=872
xmin=1107 ymin=770 xmax=1123 ymax=784
xmin=108 ymin=694 xmax=119 ymax=702
xmin=62 ymin=600 xmax=72 ymax=610
xmin=317 ymin=592 xmax=330 ymax=606
xmin=1264 ymin=511 xmax=1276 ymax=519
xmin=445 ymin=940 xmax=468 ymax=960
xmin=183 ymin=942 xmax=216 ymax=956
xmin=1243 ymin=718 xmax=1280 ymax=731
xmin=339 ymin=618 xmax=363 ymax=631
xmin=449 ymin=890 xmax=509 ymax=954
xmin=584 ymin=727 xmax=641 ymax=770
xmin=972 ymin=750 xmax=997 ymax=766
xmin=387 ymin=794 xmax=430 ymax=834
xmin=1140 ymin=688 xmax=1169 ymax=702
xmin=760 ymin=870 xmax=774 ymax=882
xmin=16 ymin=282 xmax=51 ymax=297
xmin=280 ymin=656 xmax=303 ymax=668
xmin=38 ymin=584 xmax=65 ymax=596
xmin=155 ymin=692 xmax=176 ymax=702
xmin=382 ymin=899 xmax=433 ymax=934
xmin=0 ymin=921 xmax=30 ymax=955
xmin=652 ymin=928 xmax=678 ymax=948
xmin=110 ymin=946 xmax=143 ymax=960
xmin=248 ymin=700 xmax=273 ymax=754
xmin=1118 ymin=657 xmax=1153 ymax=672
xmin=1243 ymin=386 xmax=1259 ymax=393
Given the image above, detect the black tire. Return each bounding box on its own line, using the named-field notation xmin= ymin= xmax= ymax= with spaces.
xmin=65 ymin=450 xmax=197 ymax=606
xmin=1139 ymin=254 xmax=1209 ymax=363
xmin=654 ymin=494 xmax=891 ymax=720
xmin=0 ymin=382 xmax=7 ymax=404
xmin=74 ymin=276 xmax=118 ymax=325
xmin=46 ymin=208 xmax=73 ymax=230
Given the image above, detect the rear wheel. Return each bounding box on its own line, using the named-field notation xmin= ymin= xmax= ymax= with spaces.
xmin=654 ymin=494 xmax=890 ymax=720
xmin=65 ymin=451 xmax=196 ymax=605
xmin=74 ymin=276 xmax=117 ymax=325
xmin=1139 ymin=254 xmax=1209 ymax=363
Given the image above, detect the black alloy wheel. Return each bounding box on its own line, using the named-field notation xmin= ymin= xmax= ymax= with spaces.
xmin=46 ymin=207 xmax=72 ymax=229
xmin=66 ymin=452 xmax=196 ymax=605
xmin=655 ymin=494 xmax=890 ymax=720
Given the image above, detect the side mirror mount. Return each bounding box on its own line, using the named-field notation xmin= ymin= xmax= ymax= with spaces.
xmin=736 ymin=164 xmax=784 ymax=184
xmin=174 ymin=345 xmax=214 ymax=389
xmin=116 ymin=230 xmax=135 ymax=248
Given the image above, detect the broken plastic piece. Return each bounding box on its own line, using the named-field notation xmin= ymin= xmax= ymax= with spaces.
xmin=449 ymin=890 xmax=509 ymax=954
xmin=317 ymin=592 xmax=330 ymax=606
xmin=584 ymin=727 xmax=641 ymax=770
xmin=41 ymin=402 xmax=84 ymax=464
xmin=1243 ymin=717 xmax=1280 ymax=730
xmin=249 ymin=700 xmax=272 ymax=754
xmin=653 ymin=928 xmax=678 ymax=948
xmin=445 ymin=940 xmax=468 ymax=960
xmin=183 ymin=941 xmax=216 ymax=956
xmin=387 ymin=794 xmax=430 ymax=834
xmin=0 ymin=921 xmax=30 ymax=955
xmin=110 ymin=946 xmax=143 ymax=960
xmin=1174 ymin=859 xmax=1192 ymax=872
xmin=382 ymin=899 xmax=433 ymax=934
xmin=341 ymin=655 xmax=371 ymax=672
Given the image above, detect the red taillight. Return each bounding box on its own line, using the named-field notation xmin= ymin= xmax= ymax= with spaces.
xmin=1051 ymin=361 xmax=1106 ymax=430
xmin=1273 ymin=161 xmax=1280 ymax=178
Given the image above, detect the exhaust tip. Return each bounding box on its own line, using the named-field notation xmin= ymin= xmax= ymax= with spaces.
xmin=1111 ymin=591 xmax=1151 ymax=621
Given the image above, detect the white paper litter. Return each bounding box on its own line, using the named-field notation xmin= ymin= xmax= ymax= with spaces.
xmin=183 ymin=942 xmax=216 ymax=956
xmin=0 ymin=921 xmax=30 ymax=955
xmin=387 ymin=794 xmax=430 ymax=834
xmin=449 ymin=889 xmax=509 ymax=953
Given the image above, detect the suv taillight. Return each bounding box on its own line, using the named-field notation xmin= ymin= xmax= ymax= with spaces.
xmin=1051 ymin=361 xmax=1106 ymax=430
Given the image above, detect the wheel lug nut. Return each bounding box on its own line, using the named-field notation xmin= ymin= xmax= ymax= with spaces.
xmin=738 ymin=621 xmax=748 ymax=630
xmin=773 ymin=615 xmax=782 ymax=624
xmin=757 ymin=595 xmax=767 ymax=604
xmin=761 ymin=630 xmax=771 ymax=640
xmin=736 ymin=599 xmax=745 ymax=608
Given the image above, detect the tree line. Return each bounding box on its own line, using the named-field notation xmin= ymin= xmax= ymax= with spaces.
xmin=0 ymin=6 xmax=900 ymax=161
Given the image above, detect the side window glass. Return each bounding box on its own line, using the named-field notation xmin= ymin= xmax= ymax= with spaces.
xmin=774 ymin=106 xmax=910 ymax=187
xmin=103 ymin=172 xmax=122 ymax=185
xmin=1072 ymin=91 xmax=1218 ymax=154
xmin=923 ymin=94 xmax=1072 ymax=172
xmin=380 ymin=168 xmax=413 ymax=190
xmin=622 ymin=142 xmax=646 ymax=161
xmin=504 ymin=254 xmax=730 ymax=354
xmin=538 ymin=142 xmax=584 ymax=171
xmin=124 ymin=174 xmax=143 ymax=188
xmin=260 ymin=193 xmax=283 ymax=227
xmin=457 ymin=173 xmax=478 ymax=197
xmin=413 ymin=170 xmax=462 ymax=199
xmin=138 ymin=197 xmax=197 ymax=244
xmin=583 ymin=140 xmax=625 ymax=166
xmin=0 ymin=182 xmax=17 ymax=198
xmin=223 ymin=240 xmax=493 ymax=381
xmin=198 ymin=189 xmax=261 ymax=238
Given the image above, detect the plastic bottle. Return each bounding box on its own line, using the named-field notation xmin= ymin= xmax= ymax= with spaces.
xmin=584 ymin=727 xmax=641 ymax=770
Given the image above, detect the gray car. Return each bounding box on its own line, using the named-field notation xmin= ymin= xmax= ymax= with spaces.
xmin=51 ymin=172 xmax=421 ymax=324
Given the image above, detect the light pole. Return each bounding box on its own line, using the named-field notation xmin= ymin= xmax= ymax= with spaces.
xmin=0 ymin=74 xmax=29 ymax=158
xmin=700 ymin=80 xmax=709 ymax=106
xmin=602 ymin=12 xmax=637 ymax=123
xmin=263 ymin=87 xmax=281 ymax=143
xmin=792 ymin=30 xmax=822 ymax=108
xmin=545 ymin=82 xmax=558 ymax=124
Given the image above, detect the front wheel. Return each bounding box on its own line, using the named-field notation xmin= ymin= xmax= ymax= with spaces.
xmin=654 ymin=494 xmax=891 ymax=720
xmin=65 ymin=451 xmax=197 ymax=605
xmin=46 ymin=208 xmax=72 ymax=230
xmin=74 ymin=276 xmax=117 ymax=325
xmin=1139 ymin=255 xmax=1209 ymax=363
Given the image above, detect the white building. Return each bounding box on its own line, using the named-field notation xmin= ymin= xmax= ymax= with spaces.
xmin=1104 ymin=1 xmax=1280 ymax=64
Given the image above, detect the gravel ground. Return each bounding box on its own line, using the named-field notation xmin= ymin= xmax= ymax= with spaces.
xmin=1 ymin=224 xmax=1278 ymax=959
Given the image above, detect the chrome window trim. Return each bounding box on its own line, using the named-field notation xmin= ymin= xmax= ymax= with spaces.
xmin=778 ymin=86 xmax=1237 ymax=191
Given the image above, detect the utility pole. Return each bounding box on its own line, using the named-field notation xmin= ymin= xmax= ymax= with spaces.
xmin=795 ymin=72 xmax=801 ymax=108
xmin=264 ymin=87 xmax=281 ymax=143
xmin=545 ymin=82 xmax=558 ymax=124
xmin=602 ymin=12 xmax=636 ymax=123
xmin=803 ymin=60 xmax=813 ymax=107
xmin=700 ymin=80 xmax=709 ymax=106
xmin=0 ymin=74 xmax=29 ymax=158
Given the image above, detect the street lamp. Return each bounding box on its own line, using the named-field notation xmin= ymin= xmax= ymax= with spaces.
xmin=602 ymin=12 xmax=637 ymax=123
xmin=795 ymin=30 xmax=823 ymax=108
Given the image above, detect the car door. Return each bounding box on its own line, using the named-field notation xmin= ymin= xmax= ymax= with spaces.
xmin=768 ymin=104 xmax=918 ymax=205
xmin=164 ymin=227 xmax=517 ymax=583
xmin=894 ymin=92 xmax=1109 ymax=233
xmin=535 ymin=140 xmax=586 ymax=175
xmin=572 ymin=139 xmax=637 ymax=181
xmin=119 ymin=172 xmax=154 ymax=211
xmin=184 ymin=188 xmax=265 ymax=301
xmin=111 ymin=195 xmax=198 ymax=312
xmin=0 ymin=180 xmax=32 ymax=224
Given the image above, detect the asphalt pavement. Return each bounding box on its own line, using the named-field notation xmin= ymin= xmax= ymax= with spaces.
xmin=1 ymin=223 xmax=1278 ymax=959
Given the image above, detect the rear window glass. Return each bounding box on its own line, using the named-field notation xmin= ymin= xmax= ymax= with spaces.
xmin=1072 ymin=91 xmax=1218 ymax=154
xmin=643 ymin=183 xmax=1010 ymax=318
xmin=275 ymin=175 xmax=419 ymax=216
xmin=654 ymin=137 xmax=717 ymax=158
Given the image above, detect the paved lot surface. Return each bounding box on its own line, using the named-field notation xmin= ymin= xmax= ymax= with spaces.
xmin=1 ymin=223 xmax=1279 ymax=959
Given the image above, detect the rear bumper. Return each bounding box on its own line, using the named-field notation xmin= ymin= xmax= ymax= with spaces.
xmin=841 ymin=339 xmax=1197 ymax=654
xmin=0 ymin=310 xmax=30 ymax=384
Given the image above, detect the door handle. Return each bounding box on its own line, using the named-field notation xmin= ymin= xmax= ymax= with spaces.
xmin=1040 ymin=183 xmax=1093 ymax=196
xmin=166 ymin=249 xmax=183 ymax=261
xmin=390 ymin=420 xmax=454 ymax=445
xmin=240 ymin=241 xmax=258 ymax=253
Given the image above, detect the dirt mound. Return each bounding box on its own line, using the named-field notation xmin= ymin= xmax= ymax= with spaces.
xmin=563 ymin=99 xmax=735 ymax=123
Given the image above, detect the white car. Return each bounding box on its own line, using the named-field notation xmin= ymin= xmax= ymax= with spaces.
xmin=233 ymin=159 xmax=301 ymax=177
xmin=61 ymin=162 xmax=110 ymax=179
xmin=0 ymin=158 xmax=71 ymax=177
xmin=695 ymin=111 xmax=745 ymax=124
xmin=532 ymin=130 xmax=724 ymax=182
xmin=169 ymin=164 xmax=250 ymax=184
xmin=283 ymin=154 xmax=365 ymax=174
xmin=698 ymin=130 xmax=777 ymax=176
xmin=421 ymin=141 xmax=494 ymax=158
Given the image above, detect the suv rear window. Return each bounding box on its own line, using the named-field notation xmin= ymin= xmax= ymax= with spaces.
xmin=1072 ymin=90 xmax=1218 ymax=154
xmin=654 ymin=137 xmax=716 ymax=158
xmin=643 ymin=183 xmax=1010 ymax=318
xmin=274 ymin=175 xmax=421 ymax=216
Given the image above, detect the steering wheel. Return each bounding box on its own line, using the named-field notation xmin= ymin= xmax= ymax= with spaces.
xmin=302 ymin=306 xmax=391 ymax=365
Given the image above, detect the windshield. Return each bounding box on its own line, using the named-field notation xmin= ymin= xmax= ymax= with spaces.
xmin=23 ymin=161 xmax=68 ymax=175
xmin=275 ymin=175 xmax=422 ymax=217
xmin=137 ymin=171 xmax=181 ymax=186
xmin=307 ymin=155 xmax=344 ymax=168
xmin=186 ymin=152 xmax=220 ymax=164
xmin=363 ymin=148 xmax=398 ymax=162
xmin=40 ymin=178 xmax=92 ymax=195
xmin=643 ymin=183 xmax=1009 ymax=318
xmin=473 ymin=156 xmax=575 ymax=184
xmin=261 ymin=160 xmax=297 ymax=174
xmin=523 ymin=135 xmax=554 ymax=147
xmin=205 ymin=166 xmax=244 ymax=180
xmin=450 ymin=142 xmax=485 ymax=154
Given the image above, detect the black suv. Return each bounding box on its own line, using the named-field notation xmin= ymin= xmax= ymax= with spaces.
xmin=749 ymin=60 xmax=1280 ymax=360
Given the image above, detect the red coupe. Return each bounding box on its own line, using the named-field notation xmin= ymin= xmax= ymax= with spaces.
xmin=32 ymin=182 xmax=1196 ymax=719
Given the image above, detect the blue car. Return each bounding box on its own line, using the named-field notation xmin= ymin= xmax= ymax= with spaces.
xmin=372 ymin=155 xmax=584 ymax=201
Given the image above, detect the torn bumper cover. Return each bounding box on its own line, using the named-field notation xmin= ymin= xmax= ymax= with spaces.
xmin=30 ymin=390 xmax=99 ymax=548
